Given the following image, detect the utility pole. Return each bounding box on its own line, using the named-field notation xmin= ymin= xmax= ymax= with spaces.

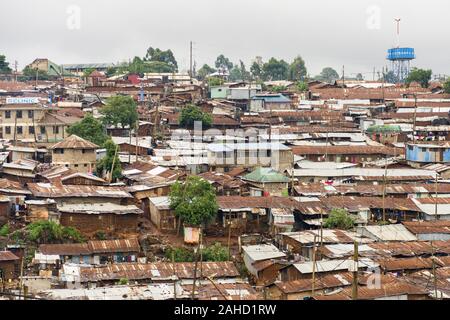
xmin=190 ymin=41 xmax=193 ymax=79
xmin=311 ymin=235 xmax=318 ymax=295
xmin=412 ymin=94 xmax=418 ymax=144
xmin=382 ymin=154 xmax=388 ymax=222
xmin=191 ymin=228 xmax=203 ymax=299
xmin=109 ymin=144 xmax=119 ymax=183
xmin=352 ymin=240 xmax=359 ymax=300
xmin=135 ymin=119 xmax=139 ymax=163
xmin=342 ymin=65 xmax=345 ymax=88
xmin=434 ymin=174 xmax=439 ymax=221
xmin=395 ymin=18 xmax=401 ymax=48
xmin=431 ymin=241 xmax=439 ymax=299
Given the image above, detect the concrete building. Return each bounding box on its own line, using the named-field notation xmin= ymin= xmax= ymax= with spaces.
xmin=50 ymin=135 xmax=99 ymax=174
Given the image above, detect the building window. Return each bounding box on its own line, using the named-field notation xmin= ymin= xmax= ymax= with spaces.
xmin=29 ymin=126 xmax=35 ymax=134
xmin=28 ymin=110 xmax=34 ymax=118
xmin=17 ymin=126 xmax=23 ymax=135
xmin=55 ymin=148 xmax=64 ymax=154
xmin=5 ymin=126 xmax=11 ymax=135
xmin=16 ymin=111 xmax=22 ymax=119
xmin=82 ymin=149 xmax=86 ymax=154
xmin=74 ymin=164 xmax=79 ymax=167
xmin=40 ymin=126 xmax=46 ymax=134
xmin=5 ymin=111 xmax=11 ymax=119
xmin=53 ymin=126 xmax=59 ymax=134
xmin=84 ymin=164 xmax=88 ymax=167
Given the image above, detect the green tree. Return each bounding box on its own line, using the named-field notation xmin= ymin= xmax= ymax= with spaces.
xmin=0 ymin=224 xmax=10 ymax=237
xmin=406 ymin=68 xmax=432 ymax=88
xmin=296 ymin=81 xmax=309 ymax=92
xmin=215 ymin=54 xmax=233 ymax=72
xmin=26 ymin=221 xmax=84 ymax=244
xmin=197 ymin=64 xmax=216 ymax=80
xmin=444 ymin=79 xmax=450 ymax=94
xmin=270 ymin=85 xmax=287 ymax=93
xmin=144 ymin=47 xmax=178 ymax=72
xmin=101 ymin=95 xmax=138 ymax=129
xmin=228 ymin=65 xmax=243 ymax=82
xmin=262 ymin=58 xmax=289 ymax=81
xmin=0 ymin=55 xmax=12 ymax=74
xmin=105 ymin=66 xmax=117 ymax=77
xmin=288 ymin=56 xmax=307 ymax=81
xmin=169 ymin=176 xmax=218 ymax=227
xmin=202 ymin=243 xmax=229 ymax=261
xmin=96 ymin=139 xmax=122 ymax=181
xmin=384 ymin=70 xmax=398 ymax=84
xmin=208 ymin=76 xmax=224 ymax=87
xmin=250 ymin=61 xmax=262 ymax=80
xmin=67 ymin=114 xmax=109 ymax=146
xmin=83 ymin=68 xmax=96 ymax=77
xmin=355 ymin=73 xmax=364 ymax=81
xmin=316 ymin=67 xmax=339 ymax=83
xmin=22 ymin=66 xmax=51 ymax=80
xmin=179 ymin=104 xmax=212 ymax=129
xmin=323 ymin=208 xmax=355 ymax=230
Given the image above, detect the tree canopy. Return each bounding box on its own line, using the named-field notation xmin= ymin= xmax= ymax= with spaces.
xmin=169 ymin=176 xmax=218 ymax=227
xmin=96 ymin=139 xmax=122 ymax=181
xmin=207 ymin=76 xmax=224 ymax=87
xmin=25 ymin=221 xmax=85 ymax=244
xmin=228 ymin=60 xmax=250 ymax=82
xmin=0 ymin=55 xmax=12 ymax=74
xmin=179 ymin=104 xmax=212 ymax=129
xmin=67 ymin=114 xmax=109 ymax=146
xmin=316 ymin=67 xmax=340 ymax=83
xmin=215 ymin=54 xmax=233 ymax=72
xmin=406 ymin=68 xmax=432 ymax=88
xmin=288 ymin=56 xmax=307 ymax=81
xmin=144 ymin=47 xmax=178 ymax=72
xmin=323 ymin=208 xmax=355 ymax=230
xmin=101 ymin=95 xmax=138 ymax=129
xmin=197 ymin=64 xmax=216 ymax=80
xmin=444 ymin=79 xmax=450 ymax=94
xmin=262 ymin=58 xmax=289 ymax=81
xmin=250 ymin=61 xmax=262 ymax=80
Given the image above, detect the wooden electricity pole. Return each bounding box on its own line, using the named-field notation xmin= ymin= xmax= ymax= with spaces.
xmin=311 ymin=235 xmax=318 ymax=295
xmin=352 ymin=241 xmax=359 ymax=300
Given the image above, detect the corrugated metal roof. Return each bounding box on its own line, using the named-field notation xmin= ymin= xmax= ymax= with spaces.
xmin=0 ymin=251 xmax=20 ymax=261
xmin=50 ymin=135 xmax=99 ymax=150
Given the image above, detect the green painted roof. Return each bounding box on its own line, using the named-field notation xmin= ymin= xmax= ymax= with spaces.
xmin=243 ymin=167 xmax=290 ymax=183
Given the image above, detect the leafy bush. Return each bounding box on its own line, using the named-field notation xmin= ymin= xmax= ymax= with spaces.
xmin=323 ymin=208 xmax=355 ymax=230
xmin=0 ymin=224 xmax=10 ymax=237
xmin=169 ymin=176 xmax=218 ymax=227
xmin=165 ymin=243 xmax=229 ymax=262
xmin=95 ymin=231 xmax=107 ymax=240
xmin=26 ymin=221 xmax=85 ymax=244
xmin=118 ymin=278 xmax=129 ymax=285
xmin=165 ymin=247 xmax=195 ymax=262
xmin=202 ymin=243 xmax=229 ymax=262
xmin=179 ymin=104 xmax=212 ymax=129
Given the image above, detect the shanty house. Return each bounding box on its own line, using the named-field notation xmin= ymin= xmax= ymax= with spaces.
xmin=148 ymin=196 xmax=177 ymax=232
xmin=50 ymin=135 xmax=99 ymax=174
xmin=0 ymin=251 xmax=20 ymax=281
xmin=242 ymin=167 xmax=290 ymax=196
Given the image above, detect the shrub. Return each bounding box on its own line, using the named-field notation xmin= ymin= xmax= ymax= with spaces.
xmin=323 ymin=208 xmax=355 ymax=230
xmin=0 ymin=224 xmax=10 ymax=237
xmin=26 ymin=221 xmax=85 ymax=244
xmin=202 ymin=243 xmax=229 ymax=262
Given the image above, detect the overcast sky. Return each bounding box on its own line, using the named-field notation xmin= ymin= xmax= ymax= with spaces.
xmin=1 ymin=0 xmax=449 ymax=77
